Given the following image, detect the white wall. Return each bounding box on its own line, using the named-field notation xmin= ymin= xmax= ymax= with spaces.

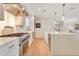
xmin=34 ymin=15 xmax=54 ymax=38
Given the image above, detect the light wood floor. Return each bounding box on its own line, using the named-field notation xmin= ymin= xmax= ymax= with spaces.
xmin=24 ymin=37 xmax=51 ymax=56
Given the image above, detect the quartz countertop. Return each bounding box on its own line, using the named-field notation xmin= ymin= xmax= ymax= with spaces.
xmin=46 ymin=31 xmax=76 ymax=35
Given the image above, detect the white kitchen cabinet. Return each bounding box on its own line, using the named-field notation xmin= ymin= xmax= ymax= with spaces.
xmin=0 ymin=37 xmax=19 ymax=56
xmin=6 ymin=46 xmax=19 ymax=56
xmin=29 ymin=16 xmax=34 ymax=32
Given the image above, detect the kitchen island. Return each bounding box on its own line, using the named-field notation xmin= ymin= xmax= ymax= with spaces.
xmin=45 ymin=31 xmax=79 ymax=55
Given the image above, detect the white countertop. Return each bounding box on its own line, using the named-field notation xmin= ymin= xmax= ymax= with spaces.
xmin=0 ymin=37 xmax=19 ymax=46
xmin=46 ymin=31 xmax=76 ymax=35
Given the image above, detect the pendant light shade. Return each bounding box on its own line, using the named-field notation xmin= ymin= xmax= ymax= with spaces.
xmin=59 ymin=4 xmax=66 ymax=32
xmin=61 ymin=3 xmax=66 ymax=21
xmin=61 ymin=15 xmax=65 ymax=21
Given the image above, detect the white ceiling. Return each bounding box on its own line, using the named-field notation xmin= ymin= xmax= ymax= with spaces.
xmin=21 ymin=3 xmax=79 ymax=20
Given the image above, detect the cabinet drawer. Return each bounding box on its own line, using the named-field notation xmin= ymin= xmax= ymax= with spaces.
xmin=0 ymin=37 xmax=19 ymax=56
xmin=5 ymin=46 xmax=19 ymax=56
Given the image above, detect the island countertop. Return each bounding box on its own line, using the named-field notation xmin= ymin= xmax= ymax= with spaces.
xmin=46 ymin=31 xmax=76 ymax=35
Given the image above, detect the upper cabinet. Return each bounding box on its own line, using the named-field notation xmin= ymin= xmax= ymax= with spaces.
xmin=0 ymin=4 xmax=4 ymax=21
xmin=3 ymin=3 xmax=28 ymax=16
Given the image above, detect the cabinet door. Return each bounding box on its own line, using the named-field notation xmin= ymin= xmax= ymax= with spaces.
xmin=0 ymin=37 xmax=19 ymax=56
xmin=5 ymin=46 xmax=19 ymax=56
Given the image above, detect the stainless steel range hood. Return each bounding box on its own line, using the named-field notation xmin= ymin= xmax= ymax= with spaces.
xmin=3 ymin=3 xmax=28 ymax=16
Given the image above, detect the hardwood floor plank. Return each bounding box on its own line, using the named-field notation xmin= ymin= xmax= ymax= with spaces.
xmin=24 ymin=37 xmax=51 ymax=56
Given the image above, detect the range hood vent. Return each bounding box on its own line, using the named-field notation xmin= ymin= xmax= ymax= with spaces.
xmin=3 ymin=3 xmax=28 ymax=16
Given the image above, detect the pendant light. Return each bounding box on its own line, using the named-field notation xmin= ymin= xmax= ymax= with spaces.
xmin=54 ymin=12 xmax=58 ymax=31
xmin=54 ymin=12 xmax=59 ymax=32
xmin=59 ymin=3 xmax=66 ymax=32
xmin=54 ymin=12 xmax=56 ymax=21
xmin=50 ymin=12 xmax=56 ymax=31
xmin=61 ymin=3 xmax=66 ymax=21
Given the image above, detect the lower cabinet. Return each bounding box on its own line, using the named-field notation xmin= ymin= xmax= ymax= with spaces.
xmin=6 ymin=47 xmax=19 ymax=56
xmin=0 ymin=37 xmax=19 ymax=56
